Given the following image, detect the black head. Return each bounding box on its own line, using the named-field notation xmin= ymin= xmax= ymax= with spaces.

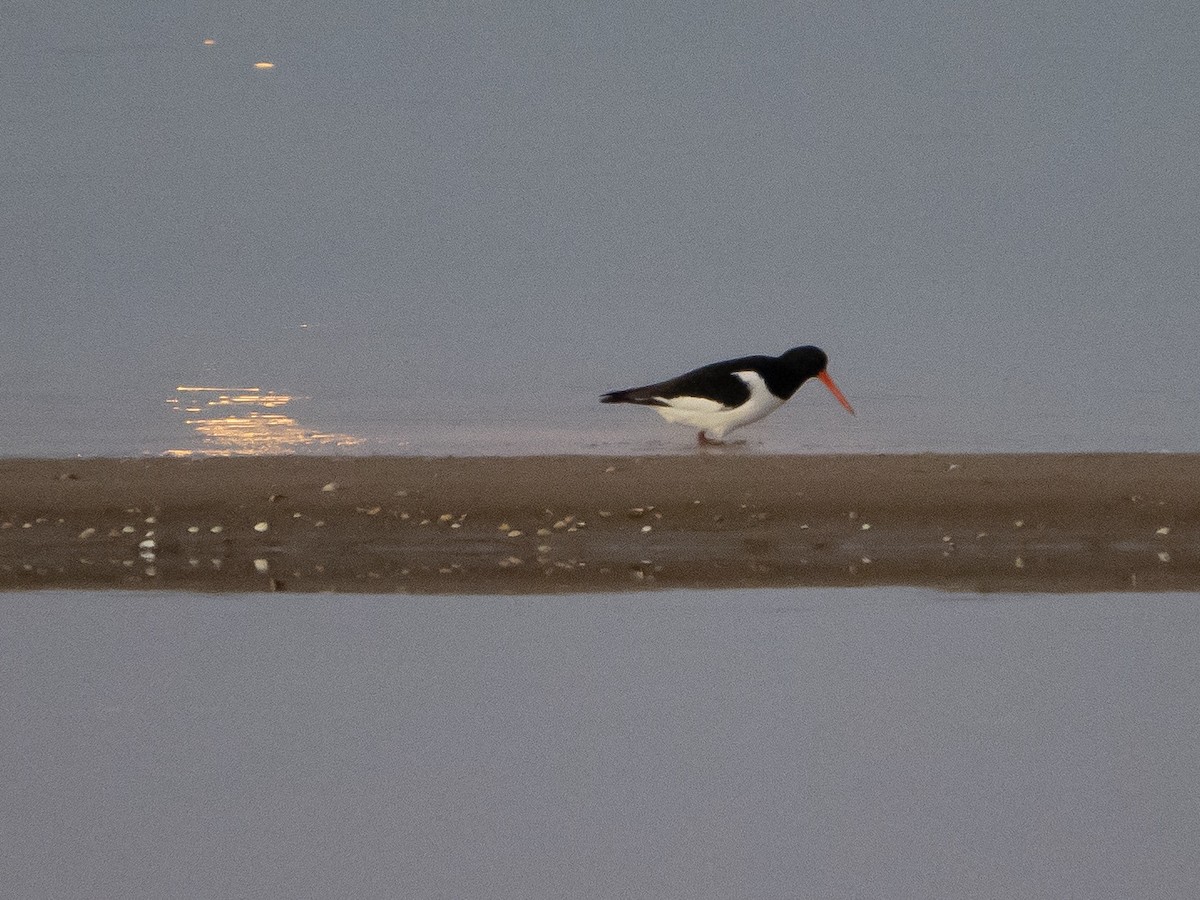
xmin=779 ymin=345 xmax=855 ymax=414
xmin=779 ymin=345 xmax=829 ymax=378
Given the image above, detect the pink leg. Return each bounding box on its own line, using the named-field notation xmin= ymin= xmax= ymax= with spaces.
xmin=698 ymin=431 xmax=745 ymax=448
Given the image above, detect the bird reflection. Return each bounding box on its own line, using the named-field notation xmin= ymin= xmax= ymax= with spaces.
xmin=165 ymin=386 xmax=361 ymax=456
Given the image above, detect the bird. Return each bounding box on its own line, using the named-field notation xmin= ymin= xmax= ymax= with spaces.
xmin=601 ymin=345 xmax=854 ymax=446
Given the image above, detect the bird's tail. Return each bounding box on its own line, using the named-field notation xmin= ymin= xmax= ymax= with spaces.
xmin=600 ymin=388 xmax=666 ymax=406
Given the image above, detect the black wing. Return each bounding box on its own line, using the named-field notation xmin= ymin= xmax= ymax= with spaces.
xmin=601 ymin=355 xmax=774 ymax=408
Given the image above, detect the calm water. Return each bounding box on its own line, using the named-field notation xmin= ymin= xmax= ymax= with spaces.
xmin=3 ymin=586 xmax=1198 ymax=899
xmin=4 ymin=1 xmax=1199 ymax=457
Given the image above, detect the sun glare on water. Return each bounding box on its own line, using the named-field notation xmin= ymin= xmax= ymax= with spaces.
xmin=165 ymin=386 xmax=361 ymax=456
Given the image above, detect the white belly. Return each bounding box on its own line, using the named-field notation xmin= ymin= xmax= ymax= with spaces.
xmin=652 ymin=371 xmax=784 ymax=438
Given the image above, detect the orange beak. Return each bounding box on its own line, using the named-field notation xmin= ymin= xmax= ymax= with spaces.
xmin=818 ymin=370 xmax=855 ymax=415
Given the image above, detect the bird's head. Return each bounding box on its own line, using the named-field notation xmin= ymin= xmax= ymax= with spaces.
xmin=782 ymin=346 xmax=855 ymax=415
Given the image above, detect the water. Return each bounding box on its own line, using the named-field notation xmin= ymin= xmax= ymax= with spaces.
xmin=3 ymin=586 xmax=1198 ymax=898
xmin=4 ymin=1 xmax=1199 ymax=457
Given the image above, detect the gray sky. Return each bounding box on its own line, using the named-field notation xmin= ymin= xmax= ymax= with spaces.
xmin=3 ymin=1 xmax=1198 ymax=446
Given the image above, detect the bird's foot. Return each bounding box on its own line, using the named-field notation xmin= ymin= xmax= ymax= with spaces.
xmin=697 ymin=432 xmax=745 ymax=448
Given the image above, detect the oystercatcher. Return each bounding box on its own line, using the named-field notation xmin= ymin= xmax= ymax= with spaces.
xmin=601 ymin=345 xmax=854 ymax=445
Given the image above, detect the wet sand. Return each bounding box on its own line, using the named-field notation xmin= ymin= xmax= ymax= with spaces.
xmin=0 ymin=453 xmax=1197 ymax=594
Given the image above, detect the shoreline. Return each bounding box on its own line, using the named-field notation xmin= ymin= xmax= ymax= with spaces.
xmin=1 ymin=453 xmax=1197 ymax=594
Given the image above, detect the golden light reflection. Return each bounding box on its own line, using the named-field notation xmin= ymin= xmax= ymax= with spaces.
xmin=253 ymin=61 xmax=276 ymax=70
xmin=166 ymin=386 xmax=362 ymax=456
xmin=202 ymin=38 xmax=216 ymax=46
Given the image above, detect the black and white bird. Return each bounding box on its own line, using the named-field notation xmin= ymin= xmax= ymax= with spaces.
xmin=601 ymin=345 xmax=854 ymax=445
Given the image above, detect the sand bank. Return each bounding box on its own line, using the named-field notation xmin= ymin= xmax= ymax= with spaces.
xmin=0 ymin=454 xmax=1197 ymax=594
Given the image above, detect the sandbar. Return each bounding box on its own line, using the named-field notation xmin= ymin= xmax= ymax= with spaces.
xmin=0 ymin=453 xmax=1197 ymax=594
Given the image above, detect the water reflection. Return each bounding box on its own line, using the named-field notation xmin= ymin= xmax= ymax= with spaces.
xmin=165 ymin=386 xmax=361 ymax=456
